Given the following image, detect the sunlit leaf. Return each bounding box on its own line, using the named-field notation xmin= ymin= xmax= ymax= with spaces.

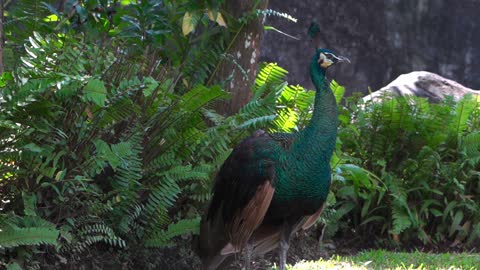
xmin=43 ymin=14 xmax=59 ymax=22
xmin=182 ymin=12 xmax=199 ymax=36
xmin=330 ymin=80 xmax=345 ymax=104
xmin=207 ymin=10 xmax=227 ymax=27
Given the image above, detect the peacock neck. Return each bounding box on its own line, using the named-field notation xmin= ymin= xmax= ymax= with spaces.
xmin=290 ymin=60 xmax=338 ymax=163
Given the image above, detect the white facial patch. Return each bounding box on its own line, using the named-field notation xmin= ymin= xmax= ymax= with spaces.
xmin=318 ymin=52 xmax=334 ymax=68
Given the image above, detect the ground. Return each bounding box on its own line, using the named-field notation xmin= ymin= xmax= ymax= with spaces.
xmin=60 ymin=229 xmax=479 ymax=269
xmin=165 ymin=230 xmax=479 ymax=270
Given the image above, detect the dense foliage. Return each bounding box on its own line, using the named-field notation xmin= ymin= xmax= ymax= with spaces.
xmin=1 ymin=0 xmax=479 ymax=269
xmin=0 ymin=0 xmax=283 ymax=268
xmin=329 ymin=94 xmax=480 ymax=247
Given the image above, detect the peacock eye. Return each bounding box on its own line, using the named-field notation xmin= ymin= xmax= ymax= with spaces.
xmin=326 ymin=54 xmax=333 ymax=60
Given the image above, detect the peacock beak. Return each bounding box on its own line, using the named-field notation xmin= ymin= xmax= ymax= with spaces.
xmin=335 ymin=55 xmax=350 ymax=63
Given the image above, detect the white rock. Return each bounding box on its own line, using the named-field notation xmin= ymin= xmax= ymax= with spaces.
xmin=363 ymin=71 xmax=480 ymax=103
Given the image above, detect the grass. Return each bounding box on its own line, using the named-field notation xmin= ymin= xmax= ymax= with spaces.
xmin=283 ymin=250 xmax=480 ymax=270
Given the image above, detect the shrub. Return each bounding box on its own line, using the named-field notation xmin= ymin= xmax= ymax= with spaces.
xmin=331 ymin=94 xmax=480 ymax=247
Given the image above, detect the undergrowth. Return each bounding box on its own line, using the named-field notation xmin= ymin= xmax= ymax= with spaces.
xmin=324 ymin=93 xmax=480 ymax=248
xmin=1 ymin=1 xmax=480 ymax=269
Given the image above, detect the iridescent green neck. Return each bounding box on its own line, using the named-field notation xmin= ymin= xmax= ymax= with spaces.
xmin=274 ymin=59 xmax=338 ymax=202
xmin=290 ymin=59 xmax=338 ymax=160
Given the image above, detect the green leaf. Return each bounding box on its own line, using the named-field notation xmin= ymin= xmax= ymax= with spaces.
xmin=75 ymin=5 xmax=88 ymax=22
xmin=120 ymin=0 xmax=135 ymax=5
xmin=144 ymin=218 xmax=200 ymax=247
xmin=55 ymin=169 xmax=66 ymax=181
xmin=430 ymin=209 xmax=443 ymax=217
xmin=360 ymin=215 xmax=385 ymax=226
xmin=143 ymin=77 xmax=159 ymax=97
xmin=6 ymin=262 xmax=22 ymax=270
xmin=21 ymin=143 xmax=43 ymax=153
xmin=0 ymin=227 xmax=59 ymax=248
xmin=0 ymin=72 xmax=13 ymax=87
xmin=94 ymin=139 xmax=120 ymax=169
xmin=453 ymin=95 xmax=476 ymax=134
xmin=254 ymin=63 xmax=288 ymax=91
xmin=449 ymin=210 xmax=464 ymax=237
xmin=391 ymin=205 xmax=412 ymax=234
xmin=263 ymin=26 xmax=299 ymax=40
xmin=22 ymin=192 xmax=37 ymax=216
xmin=181 ymin=85 xmax=228 ymax=111
xmin=182 ymin=12 xmax=200 ymax=36
xmin=84 ymin=78 xmax=107 ymax=107
xmin=43 ymin=14 xmax=59 ymax=22
xmin=330 ymin=80 xmax=345 ymax=104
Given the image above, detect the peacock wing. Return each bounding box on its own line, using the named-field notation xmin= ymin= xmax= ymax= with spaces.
xmin=207 ymin=130 xmax=282 ymax=253
xmin=297 ymin=203 xmax=326 ymax=230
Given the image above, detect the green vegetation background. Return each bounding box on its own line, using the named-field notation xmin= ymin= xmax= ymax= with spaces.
xmin=0 ymin=1 xmax=479 ymax=269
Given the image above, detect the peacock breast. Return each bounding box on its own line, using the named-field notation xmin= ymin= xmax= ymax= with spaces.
xmin=268 ymin=164 xmax=331 ymax=218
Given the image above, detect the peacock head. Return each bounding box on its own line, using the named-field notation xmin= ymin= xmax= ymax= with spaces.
xmin=314 ymin=48 xmax=350 ymax=70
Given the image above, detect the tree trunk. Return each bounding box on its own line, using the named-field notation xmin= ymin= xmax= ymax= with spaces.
xmin=214 ymin=0 xmax=268 ymax=116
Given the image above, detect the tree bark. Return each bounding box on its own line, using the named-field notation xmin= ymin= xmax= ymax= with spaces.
xmin=214 ymin=0 xmax=268 ymax=116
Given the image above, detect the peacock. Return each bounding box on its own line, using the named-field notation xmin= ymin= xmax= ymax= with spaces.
xmin=194 ymin=48 xmax=349 ymax=270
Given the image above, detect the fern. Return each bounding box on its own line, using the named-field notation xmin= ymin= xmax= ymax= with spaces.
xmin=238 ymin=115 xmax=277 ymax=129
xmin=184 ymin=43 xmax=226 ymax=84
xmin=453 ymin=95 xmax=477 ymax=135
xmin=330 ymin=80 xmax=345 ymax=105
xmin=143 ymin=177 xmax=181 ymax=227
xmin=461 ymin=129 xmax=480 ymax=151
xmin=72 ymin=223 xmax=126 ymax=252
xmin=98 ymin=98 xmax=141 ymax=128
xmin=181 ymin=85 xmax=229 ymax=111
xmin=256 ymin=9 xmax=297 ymax=23
xmin=144 ymin=218 xmax=200 ymax=248
xmin=336 ymin=92 xmax=480 ymax=246
xmin=254 ymin=63 xmax=288 ymax=92
xmin=0 ymin=227 xmax=59 ymax=248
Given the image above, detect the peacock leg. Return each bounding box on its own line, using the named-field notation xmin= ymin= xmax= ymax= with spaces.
xmin=244 ymin=242 xmax=254 ymax=270
xmin=278 ymin=222 xmax=293 ymax=270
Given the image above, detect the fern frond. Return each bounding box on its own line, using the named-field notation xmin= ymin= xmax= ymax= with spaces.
xmin=330 ymin=80 xmax=345 ymax=105
xmin=72 ymin=223 xmax=126 ymax=252
xmin=117 ymin=203 xmax=144 ymax=235
xmin=385 ymin=174 xmax=412 ymax=235
xmin=453 ymin=95 xmax=477 ymax=135
xmin=238 ymin=115 xmax=276 ymax=129
xmin=98 ymin=98 xmax=141 ymax=128
xmin=0 ymin=227 xmax=59 ymax=248
xmin=181 ymin=85 xmax=228 ymax=111
xmin=390 ymin=204 xmax=412 ymax=235
xmin=254 ymin=63 xmax=288 ymax=92
xmin=255 ymin=9 xmax=297 ymax=23
xmin=183 ymin=43 xmax=225 ymax=84
xmin=143 ymin=177 xmax=181 ymax=225
xmin=144 ymin=218 xmax=200 ymax=248
xmin=460 ymin=131 xmax=480 ymax=156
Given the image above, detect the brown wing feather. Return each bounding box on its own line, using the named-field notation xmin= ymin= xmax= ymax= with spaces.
xmin=300 ymin=203 xmax=326 ymax=230
xmin=226 ymin=181 xmax=274 ymax=252
xmin=242 ymin=203 xmax=327 ymax=256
